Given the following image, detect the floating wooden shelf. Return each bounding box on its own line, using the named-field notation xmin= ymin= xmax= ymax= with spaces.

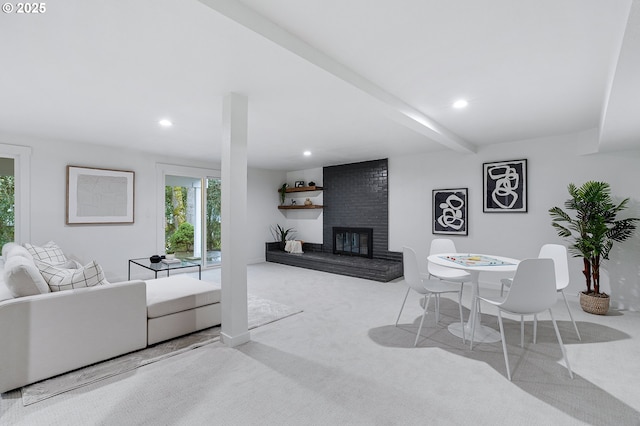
xmin=279 ymin=186 xmax=324 ymax=193
xmin=278 ymin=205 xmax=324 ymax=210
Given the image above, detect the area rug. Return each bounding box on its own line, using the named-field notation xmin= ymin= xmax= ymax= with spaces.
xmin=21 ymin=295 xmax=302 ymax=406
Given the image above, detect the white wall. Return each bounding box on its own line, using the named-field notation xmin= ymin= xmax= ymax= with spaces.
xmin=10 ymin=135 xmax=284 ymax=282
xmin=283 ymin=167 xmax=324 ymax=243
xmin=389 ymin=129 xmax=640 ymax=310
xmin=248 ymin=167 xmax=288 ymax=261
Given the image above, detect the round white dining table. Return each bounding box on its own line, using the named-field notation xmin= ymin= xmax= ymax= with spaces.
xmin=427 ymin=253 xmax=520 ymax=343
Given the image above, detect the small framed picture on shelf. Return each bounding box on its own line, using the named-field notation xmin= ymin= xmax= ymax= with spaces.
xmin=295 ymin=181 xmax=305 ymax=188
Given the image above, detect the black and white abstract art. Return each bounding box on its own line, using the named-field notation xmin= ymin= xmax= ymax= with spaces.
xmin=483 ymin=159 xmax=527 ymax=212
xmin=433 ymin=188 xmax=468 ymax=235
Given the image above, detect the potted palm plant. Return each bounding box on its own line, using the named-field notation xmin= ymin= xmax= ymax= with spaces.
xmin=549 ymin=181 xmax=638 ymax=314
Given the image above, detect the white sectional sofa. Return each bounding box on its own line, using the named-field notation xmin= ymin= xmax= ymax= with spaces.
xmin=0 ymin=242 xmax=221 ymax=393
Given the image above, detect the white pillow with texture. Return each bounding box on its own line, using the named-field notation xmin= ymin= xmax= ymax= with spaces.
xmin=24 ymin=241 xmax=67 ymax=265
xmin=36 ymin=259 xmax=109 ymax=292
xmin=3 ymin=255 xmax=51 ymax=297
xmin=62 ymin=259 xmax=83 ymax=269
xmin=2 ymin=242 xmax=19 ymax=259
xmin=7 ymin=245 xmax=34 ymax=261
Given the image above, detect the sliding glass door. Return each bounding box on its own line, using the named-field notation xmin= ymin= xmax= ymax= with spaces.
xmin=162 ymin=169 xmax=221 ymax=268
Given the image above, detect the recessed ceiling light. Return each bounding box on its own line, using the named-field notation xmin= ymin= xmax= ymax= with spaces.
xmin=158 ymin=119 xmax=173 ymax=127
xmin=453 ymin=99 xmax=468 ymax=109
xmin=303 ymin=151 xmax=312 ymax=156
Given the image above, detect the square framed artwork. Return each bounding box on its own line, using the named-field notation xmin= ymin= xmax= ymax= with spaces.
xmin=66 ymin=165 xmax=135 ymax=224
xmin=433 ymin=188 xmax=468 ymax=235
xmin=483 ymin=159 xmax=527 ymax=212
xmin=294 ymin=180 xmax=305 ymax=188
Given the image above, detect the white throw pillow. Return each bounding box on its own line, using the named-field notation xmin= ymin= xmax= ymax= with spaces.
xmin=24 ymin=241 xmax=68 ymax=265
xmin=6 ymin=245 xmax=34 ymax=261
xmin=36 ymin=259 xmax=109 ymax=292
xmin=2 ymin=242 xmax=19 ymax=259
xmin=62 ymin=259 xmax=83 ymax=269
xmin=3 ymin=256 xmax=51 ymax=297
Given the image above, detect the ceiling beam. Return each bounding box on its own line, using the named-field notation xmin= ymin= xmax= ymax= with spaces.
xmin=599 ymin=0 xmax=640 ymax=152
xmin=199 ymin=0 xmax=476 ymax=154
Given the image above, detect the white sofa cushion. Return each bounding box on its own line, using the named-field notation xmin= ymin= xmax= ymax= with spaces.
xmin=146 ymin=276 xmax=221 ymax=319
xmin=36 ymin=259 xmax=109 ymax=292
xmin=3 ymin=255 xmax=51 ymax=297
xmin=24 ymin=241 xmax=67 ymax=265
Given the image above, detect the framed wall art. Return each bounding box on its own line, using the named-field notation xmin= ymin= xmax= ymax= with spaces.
xmin=483 ymin=159 xmax=527 ymax=212
xmin=432 ymin=188 xmax=468 ymax=235
xmin=66 ymin=165 xmax=135 ymax=224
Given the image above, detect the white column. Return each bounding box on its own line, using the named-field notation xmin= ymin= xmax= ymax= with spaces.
xmin=220 ymin=93 xmax=250 ymax=347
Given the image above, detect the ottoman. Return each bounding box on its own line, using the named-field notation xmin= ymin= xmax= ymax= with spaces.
xmin=145 ymin=275 xmax=222 ymax=345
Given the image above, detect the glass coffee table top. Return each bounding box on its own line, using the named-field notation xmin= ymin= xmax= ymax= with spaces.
xmin=128 ymin=257 xmax=201 ymax=279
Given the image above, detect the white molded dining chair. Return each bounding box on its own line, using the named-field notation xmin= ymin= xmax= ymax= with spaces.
xmin=500 ymin=244 xmax=581 ymax=341
xmin=396 ymin=247 xmax=466 ymax=346
xmin=471 ymin=258 xmax=574 ymax=381
xmin=428 ymin=239 xmax=471 ymax=316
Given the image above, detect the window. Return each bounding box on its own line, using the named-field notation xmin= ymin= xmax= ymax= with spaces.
xmin=0 ymin=144 xmax=30 ymax=248
xmin=0 ymin=158 xmax=15 ymax=247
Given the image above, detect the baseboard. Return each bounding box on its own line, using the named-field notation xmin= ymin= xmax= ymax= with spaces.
xmin=220 ymin=331 xmax=251 ymax=347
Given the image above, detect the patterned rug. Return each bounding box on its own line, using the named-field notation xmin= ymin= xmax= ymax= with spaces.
xmin=21 ymin=295 xmax=302 ymax=406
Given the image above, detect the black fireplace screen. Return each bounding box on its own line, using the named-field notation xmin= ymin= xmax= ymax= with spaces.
xmin=333 ymin=227 xmax=373 ymax=258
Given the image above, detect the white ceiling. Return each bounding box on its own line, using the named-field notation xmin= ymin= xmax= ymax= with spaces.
xmin=1 ymin=0 xmax=638 ymax=170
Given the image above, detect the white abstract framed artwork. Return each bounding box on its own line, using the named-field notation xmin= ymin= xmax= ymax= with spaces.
xmin=483 ymin=159 xmax=527 ymax=213
xmin=66 ymin=166 xmax=135 ymax=224
xmin=432 ymin=188 xmax=468 ymax=235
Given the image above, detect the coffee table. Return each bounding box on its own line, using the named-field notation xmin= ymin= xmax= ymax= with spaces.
xmin=128 ymin=257 xmax=201 ymax=280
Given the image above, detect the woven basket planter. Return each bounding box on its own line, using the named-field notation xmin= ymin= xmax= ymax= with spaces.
xmin=579 ymin=292 xmax=610 ymax=315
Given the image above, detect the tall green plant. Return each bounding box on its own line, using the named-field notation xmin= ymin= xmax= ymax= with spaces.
xmin=549 ymin=181 xmax=638 ymax=295
xmin=270 ymin=224 xmax=295 ymax=243
xmin=279 ymin=183 xmax=288 ymax=205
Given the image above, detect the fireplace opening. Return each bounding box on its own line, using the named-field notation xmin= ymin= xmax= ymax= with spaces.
xmin=333 ymin=227 xmax=373 ymax=258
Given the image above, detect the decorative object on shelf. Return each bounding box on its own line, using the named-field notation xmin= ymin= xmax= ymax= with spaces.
xmin=295 ymin=180 xmax=305 ymax=188
xmin=432 ymin=188 xmax=468 ymax=235
xmin=549 ymin=181 xmax=638 ymax=315
xmin=308 ymin=181 xmax=316 ymax=187
xmin=291 ymin=199 xmax=297 ymax=205
xmin=270 ymin=224 xmax=296 ymax=251
xmin=66 ymin=165 xmax=135 ymax=224
xmin=279 ymin=183 xmax=288 ymax=205
xmin=483 ymin=159 xmax=527 ymax=213
xmin=304 ymin=198 xmax=312 ymax=206
xmin=149 ymin=255 xmax=162 ymax=263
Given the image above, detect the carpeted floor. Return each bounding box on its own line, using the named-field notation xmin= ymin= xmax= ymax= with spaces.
xmin=1 ymin=262 xmax=639 ymax=425
xmin=20 ymin=295 xmax=301 ymax=406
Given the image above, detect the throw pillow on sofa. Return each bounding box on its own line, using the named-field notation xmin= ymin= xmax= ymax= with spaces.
xmin=6 ymin=245 xmax=34 ymax=262
xmin=35 ymin=259 xmax=109 ymax=292
xmin=24 ymin=241 xmax=67 ymax=266
xmin=3 ymin=255 xmax=51 ymax=297
xmin=1 ymin=242 xmax=19 ymax=259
